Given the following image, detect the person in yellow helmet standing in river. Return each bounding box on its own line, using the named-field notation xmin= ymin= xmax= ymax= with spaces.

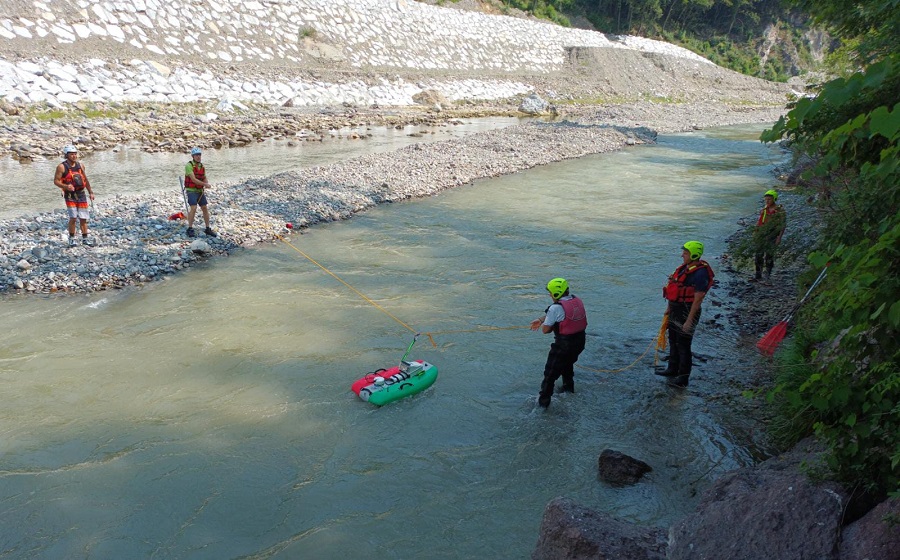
xmin=658 ymin=241 xmax=714 ymax=388
xmin=531 ymin=278 xmax=588 ymax=408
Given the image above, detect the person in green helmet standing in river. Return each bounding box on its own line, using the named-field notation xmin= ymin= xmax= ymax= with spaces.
xmin=531 ymin=278 xmax=588 ymax=408
xmin=659 ymin=241 xmax=714 ymax=388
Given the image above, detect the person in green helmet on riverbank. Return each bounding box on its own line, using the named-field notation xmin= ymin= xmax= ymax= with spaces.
xmin=531 ymin=278 xmax=588 ymax=408
xmin=659 ymin=241 xmax=714 ymax=388
xmin=752 ymin=189 xmax=786 ymax=282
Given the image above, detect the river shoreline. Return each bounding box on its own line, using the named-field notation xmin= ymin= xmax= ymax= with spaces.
xmin=0 ymin=100 xmax=785 ymax=296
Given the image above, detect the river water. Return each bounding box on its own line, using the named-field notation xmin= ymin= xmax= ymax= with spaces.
xmin=0 ymin=123 xmax=782 ymax=559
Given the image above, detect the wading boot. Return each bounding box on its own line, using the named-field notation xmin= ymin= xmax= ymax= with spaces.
xmin=667 ymin=374 xmax=690 ymax=388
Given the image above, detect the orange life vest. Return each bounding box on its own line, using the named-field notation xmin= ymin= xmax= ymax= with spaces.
xmin=61 ymin=161 xmax=87 ymax=191
xmin=664 ymin=260 xmax=714 ymax=303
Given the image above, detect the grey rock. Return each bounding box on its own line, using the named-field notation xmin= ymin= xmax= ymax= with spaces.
xmin=598 ymin=449 xmax=653 ymax=486
xmin=532 ymin=497 xmax=667 ymax=560
xmin=189 ymin=240 xmax=212 ymax=253
xmin=839 ymin=496 xmax=900 ymax=560
xmin=667 ymin=460 xmax=846 ymax=560
xmin=519 ymin=93 xmax=549 ymax=115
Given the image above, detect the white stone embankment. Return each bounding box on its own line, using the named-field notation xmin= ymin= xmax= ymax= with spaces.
xmin=0 ymin=56 xmax=533 ymax=109
xmin=0 ymin=0 xmax=712 ymax=109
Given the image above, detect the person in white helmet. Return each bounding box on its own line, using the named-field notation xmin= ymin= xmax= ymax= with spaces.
xmin=53 ymin=145 xmax=95 ymax=247
xmin=184 ymin=147 xmax=217 ymax=238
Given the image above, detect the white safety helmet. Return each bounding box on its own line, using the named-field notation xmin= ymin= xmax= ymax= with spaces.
xmin=190 ymin=147 xmax=202 ymax=155
xmin=63 ymin=145 xmax=77 ymax=155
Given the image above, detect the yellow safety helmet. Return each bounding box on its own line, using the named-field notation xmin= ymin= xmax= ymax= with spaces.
xmin=683 ymin=241 xmax=704 ymax=261
xmin=764 ymin=189 xmax=778 ymax=201
xmin=546 ymin=278 xmax=569 ymax=299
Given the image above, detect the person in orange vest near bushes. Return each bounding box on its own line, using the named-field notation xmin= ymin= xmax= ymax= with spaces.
xmin=184 ymin=147 xmax=217 ymax=238
xmin=753 ymin=189 xmax=786 ymax=282
xmin=530 ymin=278 xmax=588 ymax=408
xmin=658 ymin=241 xmax=714 ymax=388
xmin=54 ymin=145 xmax=95 ymax=247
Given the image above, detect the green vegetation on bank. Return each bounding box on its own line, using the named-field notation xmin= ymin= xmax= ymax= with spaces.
xmin=760 ymin=0 xmax=899 ymax=498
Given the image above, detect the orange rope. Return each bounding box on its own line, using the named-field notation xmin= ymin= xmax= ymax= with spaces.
xmin=274 ymin=231 xmax=417 ymax=334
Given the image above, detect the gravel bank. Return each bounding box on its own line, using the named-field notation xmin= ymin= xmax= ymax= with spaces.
xmin=1 ymin=101 xmax=784 ymax=295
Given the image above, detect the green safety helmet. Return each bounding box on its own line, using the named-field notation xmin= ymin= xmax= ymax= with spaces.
xmin=546 ymin=278 xmax=569 ymax=299
xmin=683 ymin=241 xmax=704 ymax=260
xmin=764 ymin=189 xmax=778 ymax=201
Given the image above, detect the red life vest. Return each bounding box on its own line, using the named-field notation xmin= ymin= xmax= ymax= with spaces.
xmin=184 ymin=161 xmax=206 ymax=190
xmin=557 ymin=296 xmax=588 ymax=335
xmin=664 ymin=260 xmax=714 ymax=303
xmin=61 ymin=161 xmax=87 ymax=191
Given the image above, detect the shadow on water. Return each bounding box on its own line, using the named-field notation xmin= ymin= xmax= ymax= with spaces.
xmin=0 ymin=124 xmax=785 ymax=558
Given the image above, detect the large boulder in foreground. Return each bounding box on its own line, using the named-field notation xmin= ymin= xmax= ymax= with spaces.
xmin=532 ymin=497 xmax=666 ymax=560
xmin=667 ymin=440 xmax=848 ymax=560
xmin=839 ymin=495 xmax=900 ymax=560
xmin=532 ymin=438 xmax=892 ymax=560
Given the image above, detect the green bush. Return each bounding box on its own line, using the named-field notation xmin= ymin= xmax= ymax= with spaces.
xmin=763 ymin=54 xmax=900 ymax=496
xmin=800 ymin=228 xmax=900 ymax=495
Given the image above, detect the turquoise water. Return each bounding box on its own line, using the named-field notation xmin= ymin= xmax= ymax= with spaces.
xmin=0 ymin=124 xmax=783 ymax=558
